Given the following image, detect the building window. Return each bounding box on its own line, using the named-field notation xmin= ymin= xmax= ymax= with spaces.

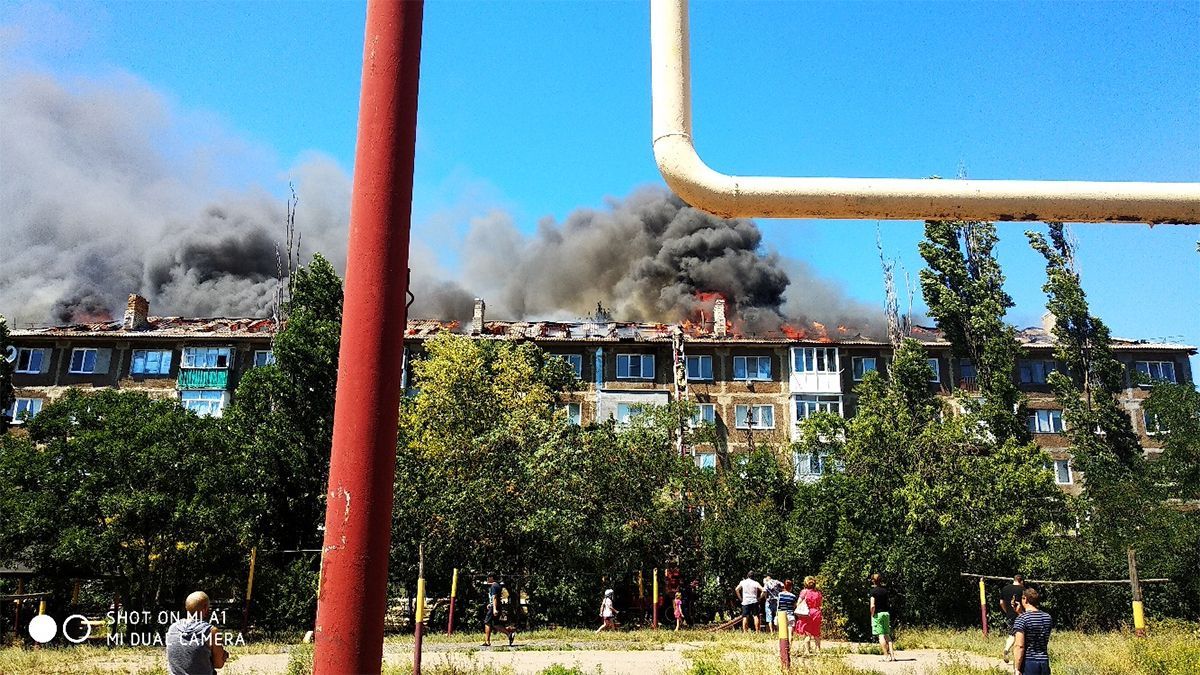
xmin=690 ymin=403 xmax=716 ymax=427
xmin=616 ymin=354 xmax=654 ymax=380
xmin=733 ymin=356 xmax=772 ymax=381
xmin=1134 ymin=361 xmax=1176 ymax=385
xmin=734 ymin=404 xmax=774 ymax=429
xmin=562 ymin=354 xmax=583 ymax=378
xmin=696 ymin=453 xmax=717 ymax=470
xmin=614 ymin=402 xmax=647 ymax=424
xmin=1019 ymin=359 xmax=1057 ymax=384
xmin=793 ymin=347 xmax=839 ymax=374
xmin=1053 ymin=459 xmax=1073 ymax=485
xmin=180 ymin=391 xmax=226 ymax=417
xmin=686 ymin=355 xmax=713 ymax=381
xmin=131 ymin=349 xmax=173 ymax=375
xmin=182 ymin=347 xmax=232 ymax=369
xmin=253 ymin=350 xmax=276 ymax=368
xmin=927 ymin=358 xmax=941 ymax=383
xmin=68 ymin=348 xmax=98 ymax=374
xmin=795 ymin=394 xmax=842 ymax=421
xmin=6 ymin=398 xmax=44 ymax=424
xmin=560 ymin=402 xmax=581 ymax=425
xmin=1028 ymin=409 xmax=1064 ymax=434
xmin=1143 ymin=410 xmax=1165 ymax=436
xmin=852 ymin=357 xmax=877 ymax=381
xmin=793 ymin=451 xmax=834 ymax=479
xmin=960 ymin=359 xmax=977 ymax=380
xmin=15 ymin=348 xmax=47 ymax=374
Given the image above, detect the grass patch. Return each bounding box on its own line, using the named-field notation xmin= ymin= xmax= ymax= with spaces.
xmin=901 ymin=620 xmax=1200 ymax=675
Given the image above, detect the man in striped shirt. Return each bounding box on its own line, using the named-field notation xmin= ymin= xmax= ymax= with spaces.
xmin=1012 ymin=588 xmax=1053 ymax=675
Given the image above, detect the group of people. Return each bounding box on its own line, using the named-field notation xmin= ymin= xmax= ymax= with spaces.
xmin=733 ymin=571 xmax=827 ymax=656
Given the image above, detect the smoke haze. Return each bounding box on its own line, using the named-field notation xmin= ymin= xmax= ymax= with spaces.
xmin=0 ymin=68 xmax=883 ymax=335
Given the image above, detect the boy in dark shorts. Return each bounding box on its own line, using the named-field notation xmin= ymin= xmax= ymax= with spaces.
xmin=1000 ymin=574 xmax=1026 ymax=662
xmin=868 ymin=573 xmax=895 ymax=662
xmin=482 ymin=573 xmax=516 ymax=647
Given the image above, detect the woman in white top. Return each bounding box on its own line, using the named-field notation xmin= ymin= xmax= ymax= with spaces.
xmin=596 ymin=589 xmax=617 ymax=633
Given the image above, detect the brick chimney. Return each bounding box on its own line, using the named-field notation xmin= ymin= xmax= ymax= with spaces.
xmin=1040 ymin=311 xmax=1056 ymax=335
xmin=124 ymin=294 xmax=150 ymax=330
xmin=713 ymin=298 xmax=727 ymax=337
xmin=471 ymin=298 xmax=486 ymax=335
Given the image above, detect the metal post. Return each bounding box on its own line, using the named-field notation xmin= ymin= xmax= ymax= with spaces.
xmin=312 ymin=0 xmax=424 ymax=672
xmin=777 ymin=609 xmax=790 ymax=669
xmin=447 ymin=568 xmax=458 ymax=635
xmin=1128 ymin=548 xmax=1146 ymax=637
xmin=414 ymin=544 xmax=425 ymax=675
xmin=978 ymin=577 xmax=989 ymax=637
xmin=652 ymin=568 xmax=659 ymax=629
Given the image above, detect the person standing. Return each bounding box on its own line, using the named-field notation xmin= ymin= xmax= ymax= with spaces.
xmin=673 ymin=592 xmax=685 ymax=632
xmin=1000 ymin=574 xmax=1026 ymax=663
xmin=164 ymin=591 xmax=227 ymax=675
xmin=1012 ymin=588 xmax=1053 ymax=675
xmin=763 ymin=575 xmax=783 ymax=632
xmin=597 ymin=589 xmax=617 ymax=633
xmin=482 ymin=574 xmax=515 ymax=647
xmin=869 ymin=573 xmax=895 ymax=662
xmin=777 ymin=580 xmax=798 ymax=631
xmin=734 ymin=571 xmax=764 ymax=633
xmin=795 ymin=576 xmax=824 ymax=656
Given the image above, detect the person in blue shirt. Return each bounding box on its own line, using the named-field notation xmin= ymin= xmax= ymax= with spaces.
xmin=1012 ymin=587 xmax=1053 ymax=675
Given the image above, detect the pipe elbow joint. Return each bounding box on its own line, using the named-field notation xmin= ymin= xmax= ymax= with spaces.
xmin=653 ymin=134 xmax=741 ymax=217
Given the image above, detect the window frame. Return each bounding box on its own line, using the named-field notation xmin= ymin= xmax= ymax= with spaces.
xmin=1027 ymin=409 xmax=1065 ymax=434
xmin=253 ymin=350 xmax=276 ymax=368
xmin=793 ymin=347 xmax=839 ymax=374
xmin=1134 ymin=360 xmax=1176 ymax=385
xmin=685 ymin=354 xmax=713 ymax=381
xmin=182 ymin=346 xmax=232 ymax=370
xmin=7 ymin=398 xmax=44 ymax=424
xmin=927 ymin=358 xmax=941 ymax=383
xmin=180 ymin=390 xmax=226 ymax=417
xmin=794 ymin=394 xmax=843 ymax=421
xmin=851 ymin=356 xmax=877 ymax=381
xmin=131 ymin=349 xmax=174 ymax=375
xmin=690 ymin=402 xmax=717 ymax=427
xmin=562 ymin=402 xmax=582 ymax=425
xmin=15 ymin=347 xmax=46 ymax=374
xmin=733 ymin=403 xmax=775 ymax=430
xmin=68 ymin=348 xmax=98 ymax=374
xmin=1018 ymin=359 xmax=1058 ymax=385
xmin=615 ymin=353 xmax=655 ymax=380
xmin=1053 ymin=459 xmax=1073 ymax=485
xmin=696 ymin=453 xmax=717 ymax=470
xmin=733 ymin=355 xmax=772 ymax=381
xmin=1143 ymin=410 xmax=1165 ymax=436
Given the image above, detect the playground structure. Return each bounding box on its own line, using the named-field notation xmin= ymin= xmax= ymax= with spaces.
xmin=313 ymin=0 xmax=1200 ymax=673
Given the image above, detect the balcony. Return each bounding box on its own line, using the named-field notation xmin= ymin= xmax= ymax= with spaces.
xmin=957 ymin=376 xmax=978 ymax=392
xmin=177 ymin=368 xmax=230 ymax=391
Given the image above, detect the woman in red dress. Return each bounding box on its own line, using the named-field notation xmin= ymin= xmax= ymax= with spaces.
xmin=793 ymin=576 xmax=823 ymax=655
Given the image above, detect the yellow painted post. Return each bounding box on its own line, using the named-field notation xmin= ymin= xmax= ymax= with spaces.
xmin=39 ymin=600 xmax=46 ymax=615
xmin=1128 ymin=548 xmax=1146 ymax=637
xmin=777 ymin=609 xmax=790 ymax=669
xmin=414 ymin=543 xmax=426 ymax=675
xmin=242 ymin=547 xmax=258 ymax=631
xmin=652 ymin=568 xmax=660 ymax=629
xmin=978 ymin=578 xmax=989 ymax=636
xmin=447 ymin=567 xmax=459 ymax=635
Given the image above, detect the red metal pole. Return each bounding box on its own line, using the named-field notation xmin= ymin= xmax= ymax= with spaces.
xmin=312 ymin=1 xmax=423 ymax=673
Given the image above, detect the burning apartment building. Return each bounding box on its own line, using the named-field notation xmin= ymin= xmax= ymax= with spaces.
xmin=7 ymin=292 xmax=1194 ymax=492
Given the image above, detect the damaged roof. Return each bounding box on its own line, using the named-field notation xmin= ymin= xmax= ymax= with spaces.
xmin=12 ymin=316 xmax=1196 ymax=353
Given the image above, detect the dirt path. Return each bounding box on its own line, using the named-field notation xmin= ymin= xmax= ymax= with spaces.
xmin=841 ymin=648 xmax=1009 ymax=674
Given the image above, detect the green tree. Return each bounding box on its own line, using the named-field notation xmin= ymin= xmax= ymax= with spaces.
xmin=919 ymin=220 xmax=1028 ymax=443
xmin=225 ymin=253 xmax=343 ymax=551
xmin=0 ymin=315 xmax=12 ymax=433
xmin=0 ymin=390 xmax=250 ymax=607
xmin=1142 ymin=382 xmax=1200 ymax=501
xmin=807 ymin=339 xmax=1065 ymax=635
xmin=1026 ymin=223 xmax=1149 ymax=546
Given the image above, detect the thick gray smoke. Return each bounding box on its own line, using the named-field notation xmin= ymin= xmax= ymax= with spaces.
xmin=1 ymin=69 xmax=883 ymax=336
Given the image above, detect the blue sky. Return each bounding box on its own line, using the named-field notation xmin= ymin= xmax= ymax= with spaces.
xmin=3 ymin=1 xmax=1198 ymax=357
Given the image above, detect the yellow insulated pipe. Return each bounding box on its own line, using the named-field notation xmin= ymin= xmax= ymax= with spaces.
xmin=650 ymin=0 xmax=1200 ymax=224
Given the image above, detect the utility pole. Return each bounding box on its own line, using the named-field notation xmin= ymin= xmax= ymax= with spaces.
xmin=312 ymin=1 xmax=424 ymax=672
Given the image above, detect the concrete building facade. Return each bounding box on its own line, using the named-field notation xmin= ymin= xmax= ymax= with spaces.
xmin=7 ymin=295 xmax=1195 ymax=491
